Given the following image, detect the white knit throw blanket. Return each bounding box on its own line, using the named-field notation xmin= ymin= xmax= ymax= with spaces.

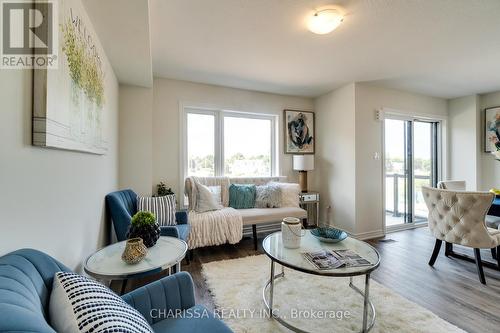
xmin=187 ymin=207 xmax=243 ymax=249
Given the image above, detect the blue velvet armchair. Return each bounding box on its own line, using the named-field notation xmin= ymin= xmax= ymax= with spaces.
xmin=0 ymin=249 xmax=232 ymax=333
xmin=106 ymin=189 xmax=190 ymax=242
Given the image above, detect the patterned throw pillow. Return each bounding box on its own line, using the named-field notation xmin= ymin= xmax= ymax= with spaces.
xmin=49 ymin=272 xmax=153 ymax=333
xmin=229 ymin=184 xmax=256 ymax=209
xmin=269 ymin=182 xmax=301 ymax=207
xmin=255 ymin=184 xmax=282 ymax=208
xmin=138 ymin=195 xmax=176 ymax=226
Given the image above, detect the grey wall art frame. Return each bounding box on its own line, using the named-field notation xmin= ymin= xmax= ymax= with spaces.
xmin=284 ymin=109 xmax=315 ymax=154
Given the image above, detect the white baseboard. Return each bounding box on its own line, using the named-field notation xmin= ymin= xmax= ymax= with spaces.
xmin=351 ymin=229 xmax=386 ymax=240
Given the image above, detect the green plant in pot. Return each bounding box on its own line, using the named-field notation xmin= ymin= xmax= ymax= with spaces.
xmin=157 ymin=182 xmax=174 ymax=197
xmin=127 ymin=211 xmax=160 ymax=248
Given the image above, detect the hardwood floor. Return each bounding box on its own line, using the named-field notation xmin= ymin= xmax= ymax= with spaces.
xmin=127 ymin=228 xmax=500 ymax=333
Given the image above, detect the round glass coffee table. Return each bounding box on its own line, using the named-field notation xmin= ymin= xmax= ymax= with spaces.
xmin=84 ymin=236 xmax=187 ymax=294
xmin=262 ymin=231 xmax=380 ymax=333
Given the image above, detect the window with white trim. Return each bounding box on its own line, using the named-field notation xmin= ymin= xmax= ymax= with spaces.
xmin=183 ymin=107 xmax=277 ymax=179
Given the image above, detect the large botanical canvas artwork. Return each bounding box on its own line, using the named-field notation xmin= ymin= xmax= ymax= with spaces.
xmin=33 ymin=0 xmax=109 ymax=154
xmin=284 ymin=110 xmax=315 ymax=154
xmin=485 ymin=107 xmax=500 ymax=156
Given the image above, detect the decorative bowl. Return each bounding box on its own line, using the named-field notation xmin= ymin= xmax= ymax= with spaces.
xmin=311 ymin=227 xmax=348 ymax=243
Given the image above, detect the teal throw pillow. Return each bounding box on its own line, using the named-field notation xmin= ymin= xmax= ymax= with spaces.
xmin=229 ymin=184 xmax=256 ymax=209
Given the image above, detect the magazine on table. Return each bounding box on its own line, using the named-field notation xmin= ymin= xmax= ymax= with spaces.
xmin=302 ymin=249 xmax=371 ymax=270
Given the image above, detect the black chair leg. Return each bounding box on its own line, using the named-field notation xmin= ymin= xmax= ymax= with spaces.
xmin=429 ymin=239 xmax=442 ymax=266
xmin=491 ymin=247 xmax=497 ymax=260
xmin=120 ymin=279 xmax=128 ymax=295
xmin=252 ymin=224 xmax=257 ymax=251
xmin=497 ymin=246 xmax=500 ymax=270
xmin=474 ymin=248 xmax=486 ymax=284
xmin=445 ymin=242 xmax=453 ymax=257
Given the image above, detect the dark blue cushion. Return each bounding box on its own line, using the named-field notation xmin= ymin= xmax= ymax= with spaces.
xmin=175 ymin=211 xmax=188 ymax=225
xmin=151 ymin=304 xmax=233 ymax=333
xmin=0 ymin=249 xmax=69 ymax=332
xmin=488 ymin=198 xmax=500 ymax=217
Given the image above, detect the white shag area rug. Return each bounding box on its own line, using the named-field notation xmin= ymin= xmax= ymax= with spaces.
xmin=202 ymin=255 xmax=466 ymax=333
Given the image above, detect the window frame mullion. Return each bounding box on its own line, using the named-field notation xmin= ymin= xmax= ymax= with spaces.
xmin=216 ymin=111 xmax=224 ymax=177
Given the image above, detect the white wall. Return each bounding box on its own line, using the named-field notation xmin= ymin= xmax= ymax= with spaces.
xmin=480 ymin=91 xmax=500 ymax=190
xmin=313 ymin=84 xmax=356 ymax=233
xmin=354 ymin=83 xmax=447 ymax=237
xmin=0 ymin=70 xmax=119 ymax=270
xmin=152 ymin=78 xmax=314 ymax=196
xmin=118 ymin=85 xmax=153 ymax=195
xmin=448 ymin=95 xmax=481 ymax=189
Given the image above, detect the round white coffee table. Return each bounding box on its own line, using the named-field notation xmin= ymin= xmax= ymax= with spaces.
xmin=84 ymin=236 xmax=187 ymax=294
xmin=262 ymin=231 xmax=380 ymax=333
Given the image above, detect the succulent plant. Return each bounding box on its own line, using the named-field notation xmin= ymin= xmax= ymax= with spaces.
xmin=131 ymin=211 xmax=156 ymax=227
xmin=128 ymin=211 xmax=160 ymax=248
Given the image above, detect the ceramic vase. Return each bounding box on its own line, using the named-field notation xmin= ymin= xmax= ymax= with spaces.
xmin=121 ymin=238 xmax=147 ymax=264
xmin=281 ymin=217 xmax=303 ymax=249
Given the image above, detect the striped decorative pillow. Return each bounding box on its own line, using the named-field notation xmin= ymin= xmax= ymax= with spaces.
xmin=138 ymin=195 xmax=176 ymax=226
xmin=49 ymin=272 xmax=153 ymax=333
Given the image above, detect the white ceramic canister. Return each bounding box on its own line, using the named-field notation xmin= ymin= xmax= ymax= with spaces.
xmin=281 ymin=217 xmax=303 ymax=249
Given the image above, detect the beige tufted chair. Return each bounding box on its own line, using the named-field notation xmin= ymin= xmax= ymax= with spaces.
xmin=422 ymin=186 xmax=500 ymax=284
xmin=437 ymin=180 xmax=466 ymax=191
xmin=438 ymin=180 xmax=500 ymax=232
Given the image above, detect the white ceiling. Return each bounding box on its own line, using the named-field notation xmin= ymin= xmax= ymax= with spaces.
xmin=150 ymin=0 xmax=500 ymax=98
xmin=84 ymin=0 xmax=152 ymax=87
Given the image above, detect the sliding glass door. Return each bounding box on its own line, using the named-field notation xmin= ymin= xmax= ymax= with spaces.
xmin=384 ymin=116 xmax=440 ymax=229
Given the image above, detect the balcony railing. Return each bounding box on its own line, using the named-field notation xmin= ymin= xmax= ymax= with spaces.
xmin=385 ymin=173 xmax=431 ymax=219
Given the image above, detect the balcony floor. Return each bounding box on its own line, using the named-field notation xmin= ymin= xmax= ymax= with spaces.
xmin=386 ymin=212 xmax=427 ymax=227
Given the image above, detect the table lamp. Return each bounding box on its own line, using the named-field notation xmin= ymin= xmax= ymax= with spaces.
xmin=293 ymin=155 xmax=314 ymax=192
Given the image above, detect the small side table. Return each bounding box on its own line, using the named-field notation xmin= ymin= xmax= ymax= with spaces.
xmin=84 ymin=236 xmax=187 ymax=294
xmin=300 ymin=191 xmax=319 ymax=228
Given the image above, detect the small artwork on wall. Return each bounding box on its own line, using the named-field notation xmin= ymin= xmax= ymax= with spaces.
xmin=284 ymin=109 xmax=315 ymax=154
xmin=485 ymin=106 xmax=500 ymax=153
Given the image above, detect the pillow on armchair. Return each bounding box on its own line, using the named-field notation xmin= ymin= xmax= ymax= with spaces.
xmin=138 ymin=195 xmax=176 ymax=226
xmin=50 ymin=272 xmax=153 ymax=333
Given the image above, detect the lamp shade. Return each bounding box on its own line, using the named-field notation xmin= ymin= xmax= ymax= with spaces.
xmin=293 ymin=155 xmax=314 ymax=171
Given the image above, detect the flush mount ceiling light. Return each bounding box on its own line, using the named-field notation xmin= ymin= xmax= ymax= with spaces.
xmin=307 ymin=7 xmax=344 ymax=34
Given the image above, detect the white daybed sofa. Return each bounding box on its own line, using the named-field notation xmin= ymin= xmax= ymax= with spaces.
xmin=184 ymin=176 xmax=307 ymax=249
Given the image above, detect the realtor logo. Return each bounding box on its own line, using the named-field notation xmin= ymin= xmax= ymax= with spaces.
xmin=1 ymin=0 xmax=58 ymax=68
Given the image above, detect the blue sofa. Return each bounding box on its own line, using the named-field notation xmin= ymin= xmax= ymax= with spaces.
xmin=106 ymin=189 xmax=190 ymax=242
xmin=0 ymin=249 xmax=232 ymax=333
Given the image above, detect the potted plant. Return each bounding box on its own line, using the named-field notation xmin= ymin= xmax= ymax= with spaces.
xmin=127 ymin=211 xmax=160 ymax=248
xmin=157 ymin=182 xmax=174 ymax=197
